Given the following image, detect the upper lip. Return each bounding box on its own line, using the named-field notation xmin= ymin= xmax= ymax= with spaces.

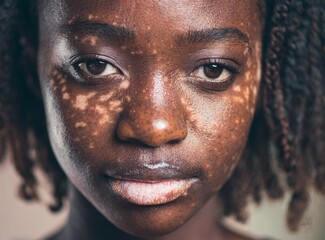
xmin=103 ymin=159 xmax=201 ymax=182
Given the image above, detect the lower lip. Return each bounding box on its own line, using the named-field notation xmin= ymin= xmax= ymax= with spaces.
xmin=111 ymin=179 xmax=197 ymax=206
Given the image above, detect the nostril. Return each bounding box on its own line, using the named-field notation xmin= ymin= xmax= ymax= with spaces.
xmin=117 ymin=120 xmax=136 ymax=141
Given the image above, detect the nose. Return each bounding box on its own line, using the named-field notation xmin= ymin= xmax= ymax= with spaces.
xmin=117 ymin=105 xmax=187 ymax=147
xmin=117 ymin=76 xmax=187 ymax=147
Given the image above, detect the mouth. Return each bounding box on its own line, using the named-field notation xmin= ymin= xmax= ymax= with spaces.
xmin=110 ymin=178 xmax=198 ymax=206
xmin=103 ymin=157 xmax=201 ymax=206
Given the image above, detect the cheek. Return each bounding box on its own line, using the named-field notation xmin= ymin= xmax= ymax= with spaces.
xmin=42 ymin=69 xmax=129 ymax=171
xmin=181 ymin=63 xmax=260 ymax=189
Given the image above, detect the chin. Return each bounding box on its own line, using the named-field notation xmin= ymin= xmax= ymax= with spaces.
xmin=94 ymin=193 xmax=206 ymax=238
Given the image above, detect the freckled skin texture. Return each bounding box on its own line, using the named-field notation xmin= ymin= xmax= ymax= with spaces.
xmin=37 ymin=0 xmax=262 ymax=239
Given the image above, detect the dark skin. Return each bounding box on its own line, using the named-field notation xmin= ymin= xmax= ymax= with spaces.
xmin=37 ymin=0 xmax=263 ymax=239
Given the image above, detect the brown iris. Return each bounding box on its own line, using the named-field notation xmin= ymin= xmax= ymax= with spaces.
xmin=203 ymin=64 xmax=223 ymax=79
xmin=82 ymin=60 xmax=107 ymax=75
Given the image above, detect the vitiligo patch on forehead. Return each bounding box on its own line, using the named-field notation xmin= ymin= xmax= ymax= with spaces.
xmin=81 ymin=36 xmax=99 ymax=46
xmin=130 ymin=50 xmax=145 ymax=55
xmin=88 ymin=14 xmax=95 ymax=20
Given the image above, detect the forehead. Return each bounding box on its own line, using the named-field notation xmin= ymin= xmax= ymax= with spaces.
xmin=39 ymin=0 xmax=262 ymax=36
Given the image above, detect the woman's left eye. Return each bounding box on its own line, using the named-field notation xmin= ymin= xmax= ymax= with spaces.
xmin=76 ymin=59 xmax=119 ymax=77
xmin=189 ymin=61 xmax=239 ymax=91
xmin=191 ymin=63 xmax=231 ymax=82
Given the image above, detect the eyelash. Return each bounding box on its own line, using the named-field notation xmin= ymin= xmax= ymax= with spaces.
xmin=68 ymin=55 xmax=240 ymax=90
xmin=189 ymin=59 xmax=240 ymax=91
xmin=199 ymin=59 xmax=239 ymax=73
xmin=69 ymin=55 xmax=123 ymax=84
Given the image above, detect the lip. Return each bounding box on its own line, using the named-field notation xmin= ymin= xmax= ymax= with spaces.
xmin=110 ymin=178 xmax=198 ymax=205
xmin=103 ymin=158 xmax=201 ymax=182
xmin=102 ymin=156 xmax=202 ymax=205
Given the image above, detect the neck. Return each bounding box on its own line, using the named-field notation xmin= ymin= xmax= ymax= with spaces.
xmin=57 ymin=184 xmax=234 ymax=240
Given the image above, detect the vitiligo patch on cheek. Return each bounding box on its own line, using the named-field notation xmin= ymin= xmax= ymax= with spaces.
xmin=48 ymin=69 xmax=132 ymax=144
xmin=243 ymin=87 xmax=250 ymax=101
xmin=228 ymin=86 xmax=256 ymax=115
xmin=109 ymin=100 xmax=122 ymax=112
xmin=94 ymin=105 xmax=111 ymax=125
xmin=180 ymin=97 xmax=198 ymax=126
xmin=75 ymin=122 xmax=87 ymax=128
xmin=94 ymin=105 xmax=107 ymax=114
xmin=49 ymin=71 xmax=70 ymax=101
xmin=73 ymin=92 xmax=97 ymax=110
xmin=99 ymin=92 xmax=114 ymax=102
xmin=245 ymin=71 xmax=252 ymax=81
xmin=255 ymin=42 xmax=262 ymax=82
xmin=243 ymin=47 xmax=250 ymax=56
xmin=125 ymin=96 xmax=131 ymax=102
xmin=62 ymin=93 xmax=70 ymax=100
xmin=119 ymin=80 xmax=130 ymax=89
xmin=230 ymin=96 xmax=244 ymax=104
xmin=233 ymin=85 xmax=241 ymax=92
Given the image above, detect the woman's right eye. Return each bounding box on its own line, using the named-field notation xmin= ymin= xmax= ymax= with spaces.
xmin=76 ymin=59 xmax=120 ymax=77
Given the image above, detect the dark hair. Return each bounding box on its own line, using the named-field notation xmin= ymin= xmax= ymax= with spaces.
xmin=0 ymin=0 xmax=324 ymax=231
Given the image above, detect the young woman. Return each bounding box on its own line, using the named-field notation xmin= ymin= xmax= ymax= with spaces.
xmin=0 ymin=0 xmax=324 ymax=239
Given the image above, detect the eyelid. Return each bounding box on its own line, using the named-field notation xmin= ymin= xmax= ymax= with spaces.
xmin=194 ymin=58 xmax=241 ymax=74
xmin=188 ymin=58 xmax=240 ymax=92
xmin=77 ymin=60 xmax=119 ymax=78
xmin=70 ymin=54 xmax=117 ymax=68
xmin=71 ymin=53 xmax=126 ymax=71
xmin=66 ymin=54 xmax=125 ymax=85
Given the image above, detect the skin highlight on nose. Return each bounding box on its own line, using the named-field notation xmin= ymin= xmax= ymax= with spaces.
xmin=117 ymin=105 xmax=188 ymax=147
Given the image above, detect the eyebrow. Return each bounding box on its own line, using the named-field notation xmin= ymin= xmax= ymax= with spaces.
xmin=180 ymin=27 xmax=250 ymax=46
xmin=63 ymin=21 xmax=249 ymax=49
xmin=62 ymin=21 xmax=135 ymax=43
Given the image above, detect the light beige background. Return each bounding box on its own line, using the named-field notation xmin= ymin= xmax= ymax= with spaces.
xmin=1 ymin=156 xmax=325 ymax=240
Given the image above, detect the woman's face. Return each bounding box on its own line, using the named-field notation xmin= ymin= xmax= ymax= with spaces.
xmin=38 ymin=0 xmax=262 ymax=237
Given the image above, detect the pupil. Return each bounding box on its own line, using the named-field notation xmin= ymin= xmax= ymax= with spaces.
xmin=86 ymin=60 xmax=106 ymax=75
xmin=203 ymin=64 xmax=223 ymax=79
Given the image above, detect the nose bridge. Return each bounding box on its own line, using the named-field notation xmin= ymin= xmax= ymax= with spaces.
xmin=151 ymin=71 xmax=165 ymax=106
xmin=117 ymin=71 xmax=187 ymax=147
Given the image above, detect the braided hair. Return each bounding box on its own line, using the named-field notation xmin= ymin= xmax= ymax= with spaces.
xmin=0 ymin=0 xmax=324 ymax=231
